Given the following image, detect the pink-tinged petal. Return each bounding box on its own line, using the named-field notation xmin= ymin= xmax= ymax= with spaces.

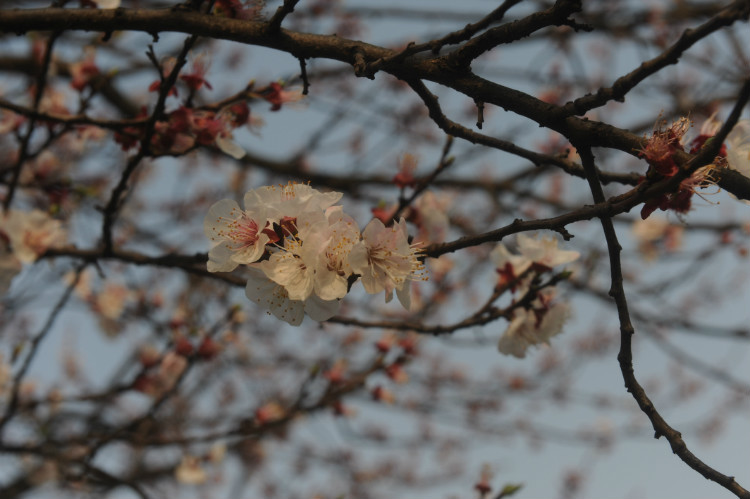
xmin=351 ymin=218 xmax=424 ymax=308
xmin=204 ymin=199 xmax=267 ymax=271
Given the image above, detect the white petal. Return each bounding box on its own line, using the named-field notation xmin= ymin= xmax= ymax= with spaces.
xmin=304 ymin=295 xmax=340 ymax=321
xmin=216 ymin=135 xmax=246 ymax=159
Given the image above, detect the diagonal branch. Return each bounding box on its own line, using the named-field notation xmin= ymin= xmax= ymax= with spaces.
xmin=562 ymin=0 xmax=750 ymax=116
xmin=576 ymin=141 xmax=750 ymax=499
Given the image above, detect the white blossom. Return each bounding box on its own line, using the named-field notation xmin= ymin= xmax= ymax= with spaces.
xmin=516 ymin=233 xmax=580 ymax=270
xmin=726 ymin=119 xmax=750 ymax=178
xmin=204 ymin=198 xmax=270 ymax=272
xmin=348 ymin=218 xmax=424 ymax=309
xmin=244 ymin=182 xmax=342 ymax=224
xmin=498 ymin=291 xmax=571 ymax=358
xmin=175 ymin=455 xmax=207 ymax=485
xmin=245 ymin=268 xmax=340 ymax=326
xmin=1 ymin=209 xmax=66 ymax=263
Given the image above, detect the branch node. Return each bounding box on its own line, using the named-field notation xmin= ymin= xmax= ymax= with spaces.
xmin=352 ymin=50 xmax=375 ymax=80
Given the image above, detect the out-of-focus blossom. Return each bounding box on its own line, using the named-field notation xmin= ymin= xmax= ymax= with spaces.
xmin=80 ymin=0 xmax=121 ymax=8
xmin=180 ymin=53 xmax=213 ymax=92
xmin=393 ymin=153 xmax=417 ymax=189
xmin=70 ymin=47 xmax=99 ymax=92
xmin=207 ymin=443 xmax=227 ymax=464
xmin=516 ymin=233 xmax=580 ymax=270
xmin=214 ymin=0 xmax=263 ymax=19
xmin=175 ymin=455 xmax=207 ymax=485
xmin=254 ymin=401 xmax=285 ymax=425
xmin=371 ymin=201 xmax=397 ymax=224
xmin=94 ymin=283 xmax=131 ymax=320
xmin=262 ymin=82 xmax=304 ymax=111
xmin=632 ymin=217 xmax=683 ymax=260
xmin=371 ymin=385 xmax=395 ymax=404
xmin=385 ymin=362 xmax=409 ymax=384
xmin=491 ymin=233 xmax=578 ymax=292
xmin=498 ymin=290 xmax=571 ymax=358
xmin=158 ymin=351 xmax=188 ymax=390
xmin=0 ymin=210 xmax=66 ymax=263
xmin=0 ymin=110 xmax=25 ymax=134
xmin=411 ymin=191 xmax=450 ymax=244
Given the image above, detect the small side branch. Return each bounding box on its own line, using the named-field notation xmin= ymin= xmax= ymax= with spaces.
xmin=267 ymin=0 xmax=301 ymax=33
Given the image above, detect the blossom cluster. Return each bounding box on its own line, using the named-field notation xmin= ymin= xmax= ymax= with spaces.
xmin=491 ymin=234 xmax=579 ymax=358
xmin=0 ymin=210 xmax=66 ymax=295
xmin=204 ymin=183 xmax=425 ymax=326
xmin=635 ymin=115 xmax=750 ymax=219
xmin=115 ymin=103 xmax=249 ymax=158
xmin=638 ymin=117 xmax=720 ymax=220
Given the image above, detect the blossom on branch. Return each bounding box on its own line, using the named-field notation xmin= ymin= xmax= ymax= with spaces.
xmin=491 ymin=233 xmax=578 ymax=292
xmin=0 ymin=209 xmax=66 ymax=264
xmin=498 ymin=290 xmax=571 ymax=358
xmin=206 ymin=183 xmax=427 ymax=324
xmin=204 ymin=199 xmax=270 ymax=272
xmin=349 ymin=218 xmax=425 ymax=310
xmin=639 ymin=117 xmax=691 ymax=177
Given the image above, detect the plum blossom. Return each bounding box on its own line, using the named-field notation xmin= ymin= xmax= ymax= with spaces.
xmin=515 ymin=233 xmax=580 ymax=271
xmin=262 ymin=82 xmax=304 ymax=111
xmin=258 ymin=230 xmax=320 ymax=301
xmin=726 ymin=120 xmax=750 ymax=178
xmin=393 ymin=153 xmax=417 ymax=189
xmin=81 ymin=0 xmax=121 ymax=8
xmin=411 ymin=191 xmax=450 ymax=244
xmin=204 ymin=199 xmax=270 ymax=272
xmin=207 ymin=183 xmax=427 ymax=325
xmin=259 ymin=207 xmax=360 ymax=302
xmin=631 ymin=217 xmax=683 ymax=261
xmin=348 ymin=217 xmax=425 ymax=310
xmin=175 ymin=455 xmax=207 ymax=485
xmin=70 ymin=47 xmax=99 ymax=92
xmin=491 ymin=233 xmax=578 ymax=292
xmin=245 ymin=268 xmax=340 ymax=326
xmin=498 ymin=290 xmax=571 ymax=358
xmin=313 ymin=207 xmax=361 ymax=300
xmin=179 ymin=53 xmax=213 ymax=92
xmin=1 ymin=209 xmax=66 ymax=263
xmin=244 ymin=182 xmax=342 ymax=224
xmin=639 ymin=117 xmax=691 ymax=177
